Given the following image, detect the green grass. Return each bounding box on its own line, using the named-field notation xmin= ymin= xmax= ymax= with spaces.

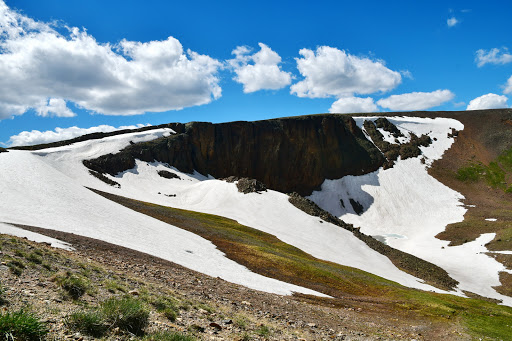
xmin=151 ymin=297 xmax=180 ymax=322
xmin=26 ymin=252 xmax=43 ymax=265
xmin=103 ymin=279 xmax=128 ymax=293
xmin=101 ymin=296 xmax=149 ymax=336
xmin=255 ymin=324 xmax=271 ymax=337
xmin=65 ymin=310 xmax=108 ymax=338
xmin=56 ymin=272 xmax=90 ymax=300
xmin=66 ymin=296 xmax=150 ymax=337
xmin=0 ymin=309 xmax=48 ymax=341
xmin=456 ymin=163 xmax=486 ymax=182
xmin=456 ymin=146 xmax=512 ymax=191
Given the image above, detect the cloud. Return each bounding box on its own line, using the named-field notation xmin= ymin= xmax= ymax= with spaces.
xmin=329 ymin=96 xmax=378 ymax=113
xmin=290 ymin=46 xmax=401 ymax=98
xmin=7 ymin=124 xmax=149 ymax=147
xmin=36 ymin=98 xmax=76 ymax=117
xmin=447 ymin=17 xmax=458 ymax=27
xmin=377 ymin=90 xmax=455 ymax=111
xmin=475 ymin=48 xmax=512 ymax=67
xmin=503 ymin=75 xmax=512 ymax=94
xmin=229 ymin=43 xmax=292 ymax=93
xmin=0 ymin=1 xmax=222 ymax=119
xmin=466 ymin=93 xmax=508 ymax=110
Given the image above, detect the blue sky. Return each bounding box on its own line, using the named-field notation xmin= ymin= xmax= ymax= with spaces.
xmin=1 ymin=0 xmax=512 ymax=146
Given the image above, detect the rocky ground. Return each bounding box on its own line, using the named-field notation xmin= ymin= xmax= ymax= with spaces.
xmin=0 ymin=229 xmax=466 ymax=340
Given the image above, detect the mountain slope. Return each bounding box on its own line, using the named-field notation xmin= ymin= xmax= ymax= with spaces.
xmin=2 ymin=110 xmax=512 ymax=339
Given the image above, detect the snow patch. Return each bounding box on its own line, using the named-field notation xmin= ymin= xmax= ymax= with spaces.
xmin=0 ymin=145 xmax=325 ymax=297
xmin=485 ymin=218 xmax=498 ymax=222
xmin=309 ymin=117 xmax=512 ymax=305
xmin=0 ymin=223 xmax=74 ymax=251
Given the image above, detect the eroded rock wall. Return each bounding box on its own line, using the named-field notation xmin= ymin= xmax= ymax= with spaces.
xmin=84 ymin=115 xmax=385 ymax=196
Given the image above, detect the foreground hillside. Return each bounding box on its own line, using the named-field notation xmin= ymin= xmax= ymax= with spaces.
xmin=2 ymin=232 xmax=509 ymax=340
xmin=1 ymin=109 xmax=512 ymax=339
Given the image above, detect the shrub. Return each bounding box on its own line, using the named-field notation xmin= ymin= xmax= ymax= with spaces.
xmin=65 ymin=310 xmax=107 ymax=338
xmin=0 ymin=309 xmax=48 ymax=341
xmin=101 ymin=296 xmax=149 ymax=336
xmin=143 ymin=331 xmax=195 ymax=341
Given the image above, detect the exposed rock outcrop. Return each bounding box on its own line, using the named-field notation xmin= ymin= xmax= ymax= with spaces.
xmin=84 ymin=115 xmax=385 ymax=196
xmin=363 ymin=119 xmax=432 ymax=169
xmin=236 ymin=178 xmax=267 ymax=194
xmin=157 ymin=170 xmax=181 ymax=180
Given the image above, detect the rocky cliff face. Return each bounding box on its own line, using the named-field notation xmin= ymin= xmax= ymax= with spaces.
xmin=84 ymin=114 xmax=384 ymax=196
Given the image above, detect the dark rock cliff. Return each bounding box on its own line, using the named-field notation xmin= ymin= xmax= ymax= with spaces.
xmin=84 ymin=114 xmax=385 ymax=196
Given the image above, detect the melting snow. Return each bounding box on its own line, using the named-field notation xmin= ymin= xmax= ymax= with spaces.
xmin=0 ymin=222 xmax=74 ymax=251
xmin=309 ymin=117 xmax=512 ymax=305
xmin=4 ymin=117 xmax=512 ymax=304
xmin=485 ymin=218 xmax=498 ymax=222
xmin=0 ymin=131 xmax=325 ymax=297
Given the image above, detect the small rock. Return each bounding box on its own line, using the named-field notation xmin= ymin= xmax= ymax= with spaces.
xmin=128 ymin=289 xmax=139 ymax=296
xmin=241 ymin=300 xmax=251 ymax=306
xmin=209 ymin=322 xmax=222 ymax=330
xmin=307 ymin=323 xmax=317 ymax=328
xmin=222 ymin=319 xmax=233 ymax=325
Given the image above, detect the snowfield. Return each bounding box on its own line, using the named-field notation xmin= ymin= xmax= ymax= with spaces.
xmin=2 ymin=117 xmax=511 ymax=305
xmin=309 ymin=117 xmax=512 ymax=305
xmin=0 ymin=131 xmax=326 ymax=297
xmin=29 ymin=123 xmax=455 ymax=294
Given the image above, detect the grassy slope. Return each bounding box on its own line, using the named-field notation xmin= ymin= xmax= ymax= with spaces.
xmin=91 ymin=189 xmax=512 ymax=340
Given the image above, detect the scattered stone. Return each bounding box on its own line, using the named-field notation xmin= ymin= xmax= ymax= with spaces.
xmin=128 ymin=289 xmax=139 ymax=296
xmin=236 ymin=178 xmax=267 ymax=194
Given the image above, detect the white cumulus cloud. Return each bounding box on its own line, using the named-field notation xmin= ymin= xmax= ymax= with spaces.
xmin=0 ymin=0 xmax=222 ymax=119
xmin=377 ymin=90 xmax=455 ymax=111
xmin=447 ymin=17 xmax=458 ymax=27
xmin=475 ymin=48 xmax=512 ymax=67
xmin=503 ymin=75 xmax=512 ymax=94
xmin=7 ymin=124 xmax=149 ymax=147
xmin=36 ymin=98 xmax=75 ymax=117
xmin=229 ymin=43 xmax=292 ymax=93
xmin=290 ymin=46 xmax=401 ymax=98
xmin=466 ymin=93 xmax=509 ymax=110
xmin=329 ymin=97 xmax=378 ymax=113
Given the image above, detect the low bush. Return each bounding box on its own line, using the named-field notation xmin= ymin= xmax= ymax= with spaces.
xmin=0 ymin=309 xmax=48 ymax=341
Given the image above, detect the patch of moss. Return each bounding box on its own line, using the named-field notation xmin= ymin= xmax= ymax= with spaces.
xmin=456 ymin=146 xmax=512 ymax=191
